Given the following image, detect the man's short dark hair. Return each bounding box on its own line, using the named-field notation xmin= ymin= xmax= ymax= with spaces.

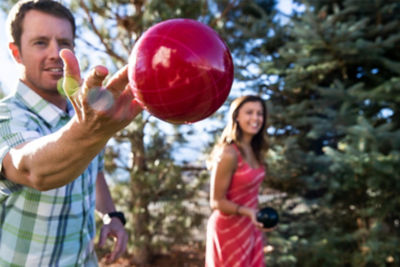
xmin=7 ymin=0 xmax=76 ymax=47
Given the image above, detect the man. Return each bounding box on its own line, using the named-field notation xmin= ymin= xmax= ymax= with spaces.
xmin=0 ymin=0 xmax=142 ymax=266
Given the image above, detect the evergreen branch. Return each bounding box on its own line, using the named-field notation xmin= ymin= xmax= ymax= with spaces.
xmin=79 ymin=0 xmax=126 ymax=64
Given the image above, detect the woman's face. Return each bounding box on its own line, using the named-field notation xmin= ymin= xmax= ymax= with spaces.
xmin=236 ymin=101 xmax=264 ymax=137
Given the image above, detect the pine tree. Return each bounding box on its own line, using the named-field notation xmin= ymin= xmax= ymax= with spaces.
xmin=265 ymin=0 xmax=400 ymax=265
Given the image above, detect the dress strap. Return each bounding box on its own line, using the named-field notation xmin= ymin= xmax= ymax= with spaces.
xmin=231 ymin=143 xmax=244 ymax=168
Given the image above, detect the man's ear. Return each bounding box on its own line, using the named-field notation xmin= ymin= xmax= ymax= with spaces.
xmin=9 ymin=43 xmax=22 ymax=63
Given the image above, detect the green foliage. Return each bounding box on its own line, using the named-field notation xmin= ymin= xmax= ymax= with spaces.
xmin=265 ymin=0 xmax=400 ymax=266
xmin=217 ymin=0 xmax=284 ymax=99
xmin=105 ymin=119 xmax=208 ymax=262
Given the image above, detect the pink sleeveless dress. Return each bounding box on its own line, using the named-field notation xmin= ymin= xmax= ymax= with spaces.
xmin=205 ymin=144 xmax=266 ymax=267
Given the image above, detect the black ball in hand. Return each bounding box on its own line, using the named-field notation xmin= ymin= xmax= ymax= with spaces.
xmin=256 ymin=207 xmax=279 ymax=228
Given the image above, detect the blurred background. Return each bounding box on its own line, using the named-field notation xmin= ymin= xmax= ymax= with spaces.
xmin=1 ymin=0 xmax=399 ymax=266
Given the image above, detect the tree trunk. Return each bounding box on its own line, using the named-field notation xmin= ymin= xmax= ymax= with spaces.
xmin=129 ymin=121 xmax=152 ymax=265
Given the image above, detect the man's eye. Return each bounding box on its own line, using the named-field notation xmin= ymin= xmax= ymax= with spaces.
xmin=60 ymin=41 xmax=73 ymax=48
xmin=34 ymin=41 xmax=46 ymax=46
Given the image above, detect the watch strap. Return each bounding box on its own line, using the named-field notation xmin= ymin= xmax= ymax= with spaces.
xmin=106 ymin=211 xmax=126 ymax=226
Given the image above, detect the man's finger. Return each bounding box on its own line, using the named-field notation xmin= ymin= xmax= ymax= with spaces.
xmin=111 ymin=87 xmax=143 ymax=120
xmin=60 ymin=49 xmax=81 ymax=81
xmin=97 ymin=227 xmax=109 ymax=248
xmin=105 ymin=65 xmax=129 ymax=94
xmin=60 ymin=49 xmax=82 ymax=97
xmin=83 ymin=66 xmax=109 ymax=92
xmin=107 ymin=233 xmax=126 ymax=264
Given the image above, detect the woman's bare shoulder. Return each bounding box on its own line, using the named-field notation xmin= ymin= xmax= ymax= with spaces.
xmin=219 ymin=144 xmax=238 ymax=162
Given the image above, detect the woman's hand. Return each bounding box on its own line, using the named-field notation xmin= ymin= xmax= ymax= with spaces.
xmin=239 ymin=206 xmax=264 ymax=228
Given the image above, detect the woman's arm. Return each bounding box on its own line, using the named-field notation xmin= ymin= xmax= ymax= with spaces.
xmin=209 ymin=145 xmax=240 ymax=215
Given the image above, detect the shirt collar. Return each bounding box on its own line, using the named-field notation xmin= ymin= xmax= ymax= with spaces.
xmin=14 ymin=81 xmax=74 ymax=127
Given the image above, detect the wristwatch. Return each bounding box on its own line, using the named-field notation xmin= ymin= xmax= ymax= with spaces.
xmin=103 ymin=211 xmax=126 ymax=226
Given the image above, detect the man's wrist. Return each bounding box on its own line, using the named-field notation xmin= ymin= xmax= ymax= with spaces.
xmin=103 ymin=211 xmax=126 ymax=226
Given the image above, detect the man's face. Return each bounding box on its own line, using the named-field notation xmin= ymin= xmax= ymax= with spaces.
xmin=12 ymin=10 xmax=74 ymax=98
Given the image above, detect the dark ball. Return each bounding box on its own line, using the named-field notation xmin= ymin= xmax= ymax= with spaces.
xmin=256 ymin=207 xmax=279 ymax=228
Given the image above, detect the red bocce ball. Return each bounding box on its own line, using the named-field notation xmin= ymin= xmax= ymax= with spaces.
xmin=128 ymin=18 xmax=234 ymax=124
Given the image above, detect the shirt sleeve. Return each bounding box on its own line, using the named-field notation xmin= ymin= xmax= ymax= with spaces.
xmin=0 ymin=102 xmax=42 ymax=200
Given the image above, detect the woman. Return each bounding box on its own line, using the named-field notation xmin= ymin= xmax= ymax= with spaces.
xmin=205 ymin=95 xmax=271 ymax=267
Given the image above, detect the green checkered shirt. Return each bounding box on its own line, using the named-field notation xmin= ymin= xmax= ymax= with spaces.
xmin=0 ymin=82 xmax=103 ymax=266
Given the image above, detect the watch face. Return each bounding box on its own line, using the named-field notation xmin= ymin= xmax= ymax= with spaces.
xmin=103 ymin=214 xmax=112 ymax=225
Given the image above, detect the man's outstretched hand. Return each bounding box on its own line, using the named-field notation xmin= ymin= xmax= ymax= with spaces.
xmin=60 ymin=49 xmax=142 ymax=139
